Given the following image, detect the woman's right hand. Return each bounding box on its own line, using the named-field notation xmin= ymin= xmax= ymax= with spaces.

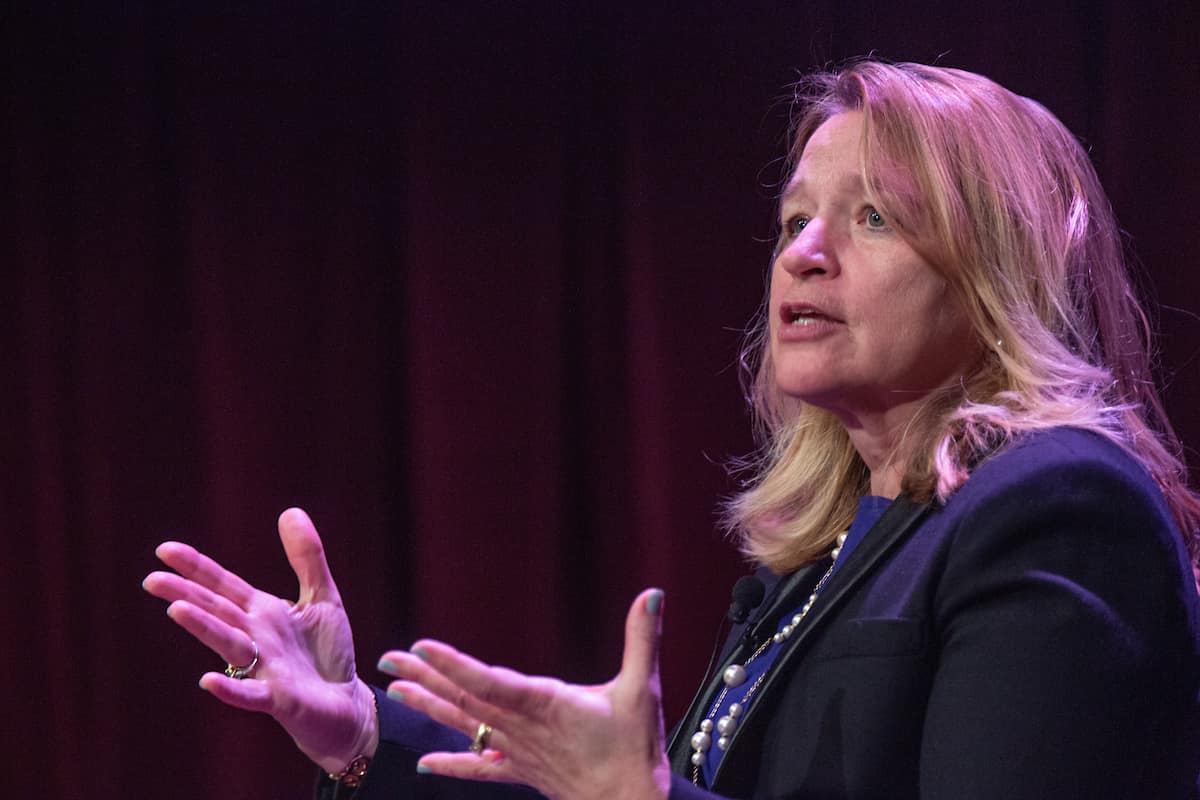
xmin=142 ymin=507 xmax=379 ymax=774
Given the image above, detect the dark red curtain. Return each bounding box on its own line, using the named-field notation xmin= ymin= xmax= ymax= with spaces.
xmin=4 ymin=3 xmax=1197 ymax=797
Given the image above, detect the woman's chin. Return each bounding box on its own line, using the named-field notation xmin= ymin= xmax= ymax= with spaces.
xmin=774 ymin=377 xmax=840 ymax=409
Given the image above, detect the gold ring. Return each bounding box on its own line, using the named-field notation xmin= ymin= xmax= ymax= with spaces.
xmin=224 ymin=640 xmax=259 ymax=679
xmin=469 ymin=722 xmax=493 ymax=754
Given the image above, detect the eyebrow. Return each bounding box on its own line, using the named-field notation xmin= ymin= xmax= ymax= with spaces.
xmin=781 ymin=171 xmax=867 ymax=205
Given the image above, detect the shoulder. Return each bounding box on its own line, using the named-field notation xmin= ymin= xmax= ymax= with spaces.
xmin=929 ymin=427 xmax=1194 ymax=606
xmin=949 ymin=426 xmax=1168 ymax=522
xmin=975 ymin=425 xmax=1150 ymax=482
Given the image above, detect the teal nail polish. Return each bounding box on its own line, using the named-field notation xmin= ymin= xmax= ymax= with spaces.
xmin=416 ymin=764 xmax=432 ymax=774
xmin=647 ymin=589 xmax=664 ymax=615
xmin=386 ymin=687 xmax=405 ymax=703
xmin=411 ymin=645 xmax=430 ymax=661
xmin=377 ymin=657 xmax=400 ymax=673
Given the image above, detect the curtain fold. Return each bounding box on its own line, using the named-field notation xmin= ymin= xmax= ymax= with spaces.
xmin=4 ymin=3 xmax=1197 ymax=797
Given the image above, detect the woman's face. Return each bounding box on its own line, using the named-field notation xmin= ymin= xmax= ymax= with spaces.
xmin=770 ymin=111 xmax=977 ymax=424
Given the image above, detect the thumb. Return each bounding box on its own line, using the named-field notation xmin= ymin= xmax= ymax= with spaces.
xmin=278 ymin=507 xmax=340 ymax=605
xmin=618 ymin=588 xmax=665 ymax=689
xmin=199 ymin=671 xmax=274 ymax=714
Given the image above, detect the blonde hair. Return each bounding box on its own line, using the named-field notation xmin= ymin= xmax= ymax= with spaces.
xmin=727 ymin=61 xmax=1200 ymax=573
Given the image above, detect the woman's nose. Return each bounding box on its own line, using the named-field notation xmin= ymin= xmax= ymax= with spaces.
xmin=777 ymin=218 xmax=838 ymax=278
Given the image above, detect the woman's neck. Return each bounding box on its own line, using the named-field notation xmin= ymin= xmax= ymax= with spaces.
xmin=835 ymin=400 xmax=926 ymax=500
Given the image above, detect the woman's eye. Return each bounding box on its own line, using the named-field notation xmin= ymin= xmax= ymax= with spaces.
xmin=865 ymin=207 xmax=887 ymax=228
xmin=785 ymin=216 xmax=809 ymax=236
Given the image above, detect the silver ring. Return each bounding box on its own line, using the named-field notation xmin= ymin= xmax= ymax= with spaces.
xmin=224 ymin=640 xmax=259 ymax=679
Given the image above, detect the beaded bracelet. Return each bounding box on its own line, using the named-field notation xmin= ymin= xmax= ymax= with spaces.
xmin=328 ymin=754 xmax=370 ymax=788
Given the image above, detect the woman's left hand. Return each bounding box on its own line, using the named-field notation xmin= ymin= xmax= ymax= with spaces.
xmin=376 ymin=588 xmax=671 ymax=800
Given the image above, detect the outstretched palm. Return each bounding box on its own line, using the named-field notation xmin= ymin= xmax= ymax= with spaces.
xmin=143 ymin=508 xmax=378 ymax=773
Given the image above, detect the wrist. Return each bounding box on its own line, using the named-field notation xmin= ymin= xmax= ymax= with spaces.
xmin=317 ymin=679 xmax=380 ymax=775
xmin=350 ymin=679 xmax=381 ymax=760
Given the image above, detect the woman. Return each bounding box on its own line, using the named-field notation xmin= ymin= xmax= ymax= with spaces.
xmin=145 ymin=61 xmax=1200 ymax=799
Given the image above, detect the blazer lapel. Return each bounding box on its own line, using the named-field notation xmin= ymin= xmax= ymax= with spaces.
xmin=666 ymin=561 xmax=827 ymax=776
xmin=707 ymin=494 xmax=931 ymax=790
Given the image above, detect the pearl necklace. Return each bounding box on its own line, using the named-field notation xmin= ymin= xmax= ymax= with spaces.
xmin=690 ymin=531 xmax=848 ymax=785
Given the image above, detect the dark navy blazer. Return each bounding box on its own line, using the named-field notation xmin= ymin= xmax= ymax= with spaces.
xmin=324 ymin=428 xmax=1200 ymax=799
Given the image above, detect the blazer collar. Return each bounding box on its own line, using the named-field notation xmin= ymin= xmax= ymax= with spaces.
xmin=667 ymin=561 xmax=825 ymax=777
xmin=667 ymin=494 xmax=931 ymax=787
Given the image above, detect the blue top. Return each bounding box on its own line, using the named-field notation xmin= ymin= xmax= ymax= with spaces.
xmin=700 ymin=495 xmax=892 ymax=785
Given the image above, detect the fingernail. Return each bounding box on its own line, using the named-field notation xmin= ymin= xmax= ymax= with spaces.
xmin=377 ymin=657 xmax=400 ymax=673
xmin=410 ymin=645 xmax=430 ymax=661
xmin=416 ymin=763 xmax=432 ymax=774
xmin=646 ymin=589 xmax=664 ymax=615
xmin=386 ymin=687 xmax=405 ymax=703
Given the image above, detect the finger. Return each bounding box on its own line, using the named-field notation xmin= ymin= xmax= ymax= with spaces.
xmin=198 ymin=671 xmax=274 ymax=713
xmin=143 ymin=571 xmax=250 ymax=629
xmin=416 ymin=750 xmax=511 ymax=783
xmin=384 ymin=679 xmax=485 ymax=739
xmin=166 ymin=599 xmax=258 ymax=668
xmin=406 ymin=641 xmax=553 ymax=718
xmin=277 ymin=508 xmax=341 ymax=606
xmin=618 ymin=589 xmax=664 ymax=689
xmin=155 ymin=541 xmax=259 ymax=610
xmin=379 ymin=651 xmax=517 ymax=733
xmin=379 ymin=650 xmax=470 ymax=701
